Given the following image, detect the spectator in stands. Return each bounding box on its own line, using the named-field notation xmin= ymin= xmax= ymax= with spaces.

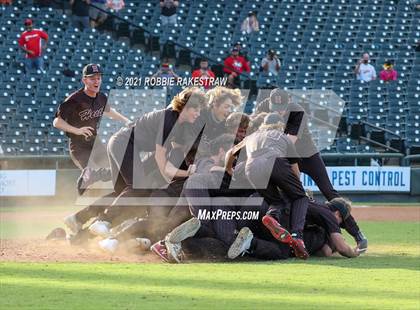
xmin=90 ymin=0 xmax=108 ymax=28
xmin=379 ymin=60 xmax=398 ymax=82
xmin=261 ymin=49 xmax=281 ymax=76
xmin=18 ymin=19 xmax=48 ymax=74
xmin=223 ymin=47 xmax=251 ymax=88
xmin=241 ymin=11 xmax=259 ymax=34
xmin=191 ymin=58 xmax=216 ymax=89
xmin=232 ymin=41 xmax=250 ymax=64
xmin=160 ymin=0 xmax=179 ymax=26
xmin=106 ymin=0 xmax=124 ymax=11
xmin=152 ymin=62 xmax=180 ymax=87
xmin=354 ymin=53 xmax=376 ymax=82
xmin=70 ymin=0 xmax=91 ymax=30
xmin=0 ymin=0 xmax=12 ymax=5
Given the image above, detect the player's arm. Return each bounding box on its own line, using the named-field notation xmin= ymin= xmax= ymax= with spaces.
xmin=155 ymin=144 xmax=193 ymax=182
xmin=291 ymin=162 xmax=300 ymax=179
xmin=330 ymin=233 xmax=359 ymax=258
xmin=261 ymin=59 xmax=269 ymax=72
xmin=224 ymin=138 xmax=246 ymax=175
xmin=18 ymin=37 xmax=34 ymax=55
xmin=40 ymin=31 xmax=49 ymax=50
xmin=243 ymin=58 xmax=251 ymax=73
xmin=53 ymin=116 xmax=94 ymax=139
xmin=275 ymin=57 xmax=281 ymax=71
xmin=103 ymin=108 xmax=130 ymax=124
xmin=19 ymin=45 xmax=34 ymax=55
xmin=354 ymin=59 xmax=362 ymax=75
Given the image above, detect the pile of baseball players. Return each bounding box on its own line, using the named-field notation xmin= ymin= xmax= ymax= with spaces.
xmin=54 ymin=64 xmax=368 ymax=263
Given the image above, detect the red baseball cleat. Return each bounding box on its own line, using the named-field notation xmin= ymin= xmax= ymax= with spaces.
xmin=262 ymin=215 xmax=292 ymax=244
xmin=290 ymin=237 xmax=309 ymax=260
xmin=150 ymin=240 xmax=170 ymax=263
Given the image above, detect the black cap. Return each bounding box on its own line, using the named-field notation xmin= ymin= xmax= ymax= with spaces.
xmin=82 ymin=63 xmax=102 ymax=77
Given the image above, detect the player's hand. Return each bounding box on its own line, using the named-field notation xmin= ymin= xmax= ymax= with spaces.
xmin=187 ymin=164 xmax=196 ymax=176
xmin=225 ymin=167 xmax=234 ymax=176
xmin=75 ymin=126 xmax=94 ymax=139
xmin=27 ymin=50 xmax=35 ymax=55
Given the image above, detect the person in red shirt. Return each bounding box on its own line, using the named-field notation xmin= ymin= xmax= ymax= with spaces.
xmin=379 ymin=60 xmax=398 ymax=82
xmin=223 ymin=48 xmax=251 ymax=87
xmin=18 ymin=19 xmax=48 ymax=74
xmin=191 ymin=58 xmax=216 ymax=89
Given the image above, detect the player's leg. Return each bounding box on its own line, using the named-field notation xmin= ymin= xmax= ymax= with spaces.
xmin=299 ymin=152 xmax=339 ymax=201
xmin=269 ymin=158 xmax=308 ymax=237
xmin=107 ymin=130 xmax=135 ymax=191
xmin=77 ymin=141 xmax=112 ymax=194
xmin=69 ymin=142 xmax=91 ymax=170
xmin=247 ymin=157 xmax=309 ymax=259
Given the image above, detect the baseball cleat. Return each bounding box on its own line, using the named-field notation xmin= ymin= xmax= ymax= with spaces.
xmin=262 ymin=215 xmax=292 ymax=244
xmin=165 ymin=239 xmax=184 ymax=264
xmin=151 ymin=240 xmax=170 ymax=263
xmin=290 ymin=235 xmax=309 ymax=260
xmin=227 ymin=227 xmax=253 ymax=259
xmin=89 ymin=220 xmax=112 ymax=238
xmin=99 ymin=238 xmax=119 ymax=254
xmin=167 ymin=217 xmax=201 ymax=244
xmin=64 ymin=214 xmax=82 ymax=234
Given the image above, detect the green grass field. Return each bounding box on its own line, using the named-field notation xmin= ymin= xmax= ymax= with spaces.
xmin=1 ymin=220 xmax=419 ymax=309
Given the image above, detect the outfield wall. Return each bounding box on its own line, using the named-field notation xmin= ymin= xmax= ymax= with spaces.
xmin=0 ymin=168 xmax=419 ymax=206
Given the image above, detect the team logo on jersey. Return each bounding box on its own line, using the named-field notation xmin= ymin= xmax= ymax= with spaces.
xmin=79 ymin=107 xmax=105 ymax=121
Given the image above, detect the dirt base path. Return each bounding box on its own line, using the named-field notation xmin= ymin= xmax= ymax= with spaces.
xmin=352 ymin=206 xmax=420 ymax=222
xmin=0 ymin=238 xmax=160 ymax=263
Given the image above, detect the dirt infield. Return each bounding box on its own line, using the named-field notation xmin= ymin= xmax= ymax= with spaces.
xmin=0 ymin=239 xmax=160 ymax=263
xmin=351 ymin=206 xmax=420 ymax=222
xmin=0 ymin=206 xmax=419 ymax=263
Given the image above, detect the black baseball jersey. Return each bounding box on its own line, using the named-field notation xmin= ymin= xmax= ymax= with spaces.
xmin=245 ymin=129 xmax=298 ymax=161
xmin=56 ymin=88 xmax=110 ymax=144
xmin=305 ymin=202 xmax=341 ymax=235
xmin=124 ymin=107 xmax=185 ymax=152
